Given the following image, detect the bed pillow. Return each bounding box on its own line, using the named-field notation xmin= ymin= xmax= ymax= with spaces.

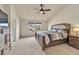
xmin=50 ymin=29 xmax=57 ymax=32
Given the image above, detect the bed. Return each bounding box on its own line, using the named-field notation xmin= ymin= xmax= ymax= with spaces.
xmin=35 ymin=23 xmax=70 ymax=50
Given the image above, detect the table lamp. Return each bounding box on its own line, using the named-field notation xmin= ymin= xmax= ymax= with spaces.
xmin=73 ymin=27 xmax=79 ymax=36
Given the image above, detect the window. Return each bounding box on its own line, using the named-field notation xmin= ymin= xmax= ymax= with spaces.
xmin=28 ymin=21 xmax=42 ymax=32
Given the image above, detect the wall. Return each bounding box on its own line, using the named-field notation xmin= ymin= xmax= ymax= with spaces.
xmin=0 ymin=4 xmax=20 ymax=42
xmin=0 ymin=5 xmax=4 ymax=11
xmin=10 ymin=5 xmax=20 ymax=41
xmin=0 ymin=4 xmax=10 ymax=16
xmin=20 ymin=20 xmax=48 ymax=37
xmin=48 ymin=5 xmax=79 ymax=36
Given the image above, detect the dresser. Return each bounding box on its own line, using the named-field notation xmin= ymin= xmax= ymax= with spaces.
xmin=69 ymin=36 xmax=79 ymax=49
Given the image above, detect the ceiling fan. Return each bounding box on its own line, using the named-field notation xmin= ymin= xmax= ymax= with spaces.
xmin=34 ymin=4 xmax=51 ymax=15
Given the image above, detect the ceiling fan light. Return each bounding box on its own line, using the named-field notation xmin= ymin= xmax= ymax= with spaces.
xmin=40 ymin=11 xmax=43 ymax=14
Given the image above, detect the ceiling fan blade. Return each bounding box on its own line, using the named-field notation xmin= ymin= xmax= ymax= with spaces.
xmin=34 ymin=4 xmax=51 ymax=15
xmin=43 ymin=9 xmax=51 ymax=11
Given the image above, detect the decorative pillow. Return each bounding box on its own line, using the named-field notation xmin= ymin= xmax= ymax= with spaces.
xmin=50 ymin=29 xmax=57 ymax=32
xmin=57 ymin=29 xmax=63 ymax=33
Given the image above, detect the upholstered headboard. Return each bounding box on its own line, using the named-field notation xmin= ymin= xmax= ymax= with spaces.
xmin=51 ymin=23 xmax=70 ymax=30
xmin=51 ymin=23 xmax=71 ymax=40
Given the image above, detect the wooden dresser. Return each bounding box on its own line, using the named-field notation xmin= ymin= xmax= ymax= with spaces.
xmin=69 ymin=36 xmax=79 ymax=49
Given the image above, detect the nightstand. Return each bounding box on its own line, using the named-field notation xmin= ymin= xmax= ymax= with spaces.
xmin=69 ymin=36 xmax=79 ymax=49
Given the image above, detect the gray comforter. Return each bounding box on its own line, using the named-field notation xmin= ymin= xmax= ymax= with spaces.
xmin=36 ymin=31 xmax=67 ymax=47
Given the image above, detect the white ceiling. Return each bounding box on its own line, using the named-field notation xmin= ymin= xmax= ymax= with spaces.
xmin=14 ymin=4 xmax=66 ymax=21
xmin=54 ymin=5 xmax=79 ymax=20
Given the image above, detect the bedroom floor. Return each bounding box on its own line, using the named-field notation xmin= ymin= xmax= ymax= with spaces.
xmin=45 ymin=44 xmax=79 ymax=55
xmin=6 ymin=37 xmax=79 ymax=55
xmin=5 ymin=37 xmax=45 ymax=55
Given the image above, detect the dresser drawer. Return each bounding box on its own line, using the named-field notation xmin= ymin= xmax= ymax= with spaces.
xmin=69 ymin=39 xmax=79 ymax=45
xmin=69 ymin=42 xmax=79 ymax=49
xmin=69 ymin=36 xmax=79 ymax=49
xmin=69 ymin=37 xmax=79 ymax=41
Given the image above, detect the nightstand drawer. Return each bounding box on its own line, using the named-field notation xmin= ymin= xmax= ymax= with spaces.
xmin=69 ymin=42 xmax=79 ymax=49
xmin=69 ymin=39 xmax=79 ymax=45
xmin=69 ymin=36 xmax=79 ymax=49
xmin=69 ymin=37 xmax=79 ymax=42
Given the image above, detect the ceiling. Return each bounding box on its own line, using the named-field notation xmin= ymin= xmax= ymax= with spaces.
xmin=14 ymin=4 xmax=66 ymax=21
xmin=54 ymin=5 xmax=79 ymax=20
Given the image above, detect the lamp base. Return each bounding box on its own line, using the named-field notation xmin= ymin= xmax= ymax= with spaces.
xmin=76 ymin=32 xmax=78 ymax=37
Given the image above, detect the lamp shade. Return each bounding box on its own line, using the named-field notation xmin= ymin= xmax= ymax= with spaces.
xmin=73 ymin=27 xmax=79 ymax=32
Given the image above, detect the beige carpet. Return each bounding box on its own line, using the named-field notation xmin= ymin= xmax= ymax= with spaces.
xmin=45 ymin=44 xmax=79 ymax=55
xmin=5 ymin=37 xmax=79 ymax=55
xmin=6 ymin=37 xmax=45 ymax=55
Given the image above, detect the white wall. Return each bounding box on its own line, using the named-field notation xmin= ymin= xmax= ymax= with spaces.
xmin=0 ymin=5 xmax=7 ymax=13
xmin=48 ymin=5 xmax=79 ymax=35
xmin=10 ymin=5 xmax=20 ymax=41
xmin=0 ymin=4 xmax=10 ymax=16
xmin=0 ymin=5 xmax=3 ymax=8
xmin=20 ymin=20 xmax=48 ymax=37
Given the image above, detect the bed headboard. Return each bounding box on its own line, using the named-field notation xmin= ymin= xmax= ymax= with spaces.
xmin=51 ymin=23 xmax=71 ymax=40
xmin=51 ymin=23 xmax=70 ymax=30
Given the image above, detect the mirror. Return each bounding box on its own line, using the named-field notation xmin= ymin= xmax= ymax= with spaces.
xmin=0 ymin=9 xmax=9 ymax=45
xmin=0 ymin=9 xmax=8 ymax=34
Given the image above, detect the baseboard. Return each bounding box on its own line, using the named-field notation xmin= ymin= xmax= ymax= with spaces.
xmin=20 ymin=35 xmax=34 ymax=38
